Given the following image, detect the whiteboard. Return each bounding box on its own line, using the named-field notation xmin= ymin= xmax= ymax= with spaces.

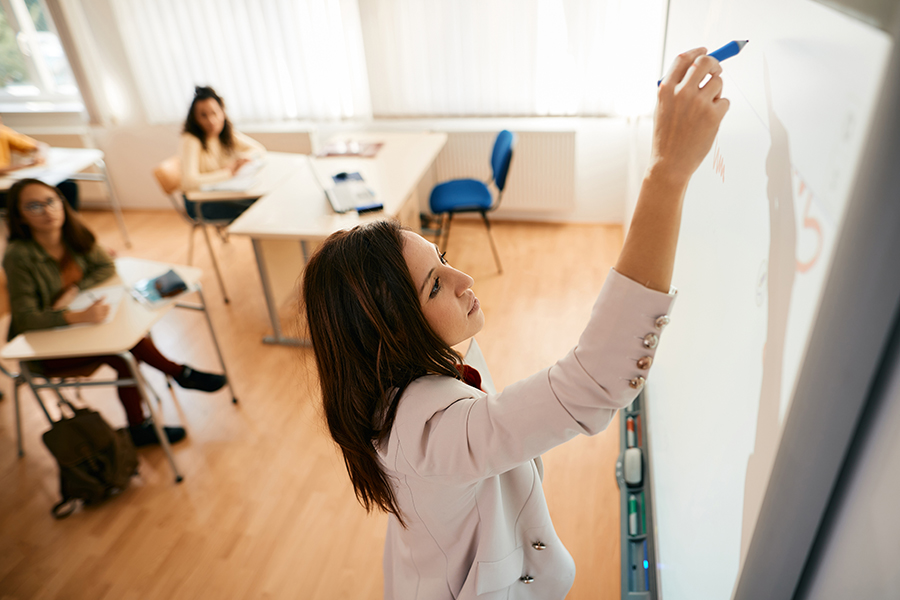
xmin=646 ymin=1 xmax=893 ymax=599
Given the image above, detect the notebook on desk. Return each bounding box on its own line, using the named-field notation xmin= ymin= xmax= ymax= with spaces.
xmin=199 ymin=159 xmax=264 ymax=192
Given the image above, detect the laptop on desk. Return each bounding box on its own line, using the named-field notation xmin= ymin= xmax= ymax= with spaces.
xmin=308 ymin=157 xmax=383 ymax=214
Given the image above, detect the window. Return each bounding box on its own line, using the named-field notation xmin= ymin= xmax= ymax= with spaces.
xmin=0 ymin=0 xmax=82 ymax=106
xmin=111 ymin=0 xmax=371 ymax=124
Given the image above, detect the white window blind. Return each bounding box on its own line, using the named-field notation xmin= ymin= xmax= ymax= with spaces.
xmin=358 ymin=0 xmax=666 ymax=117
xmin=110 ymin=0 xmax=372 ymax=123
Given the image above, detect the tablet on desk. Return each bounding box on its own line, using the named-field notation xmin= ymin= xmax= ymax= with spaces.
xmin=323 ymin=171 xmax=384 ymax=214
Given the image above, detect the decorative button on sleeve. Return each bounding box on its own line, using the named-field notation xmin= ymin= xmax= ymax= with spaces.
xmin=642 ymin=333 xmax=659 ymax=349
xmin=655 ymin=315 xmax=670 ymax=330
xmin=532 ymin=541 xmax=546 ymax=550
xmin=520 ymin=575 xmax=535 ymax=584
xmin=629 ymin=376 xmax=646 ymax=390
xmin=637 ymin=356 xmax=653 ymax=370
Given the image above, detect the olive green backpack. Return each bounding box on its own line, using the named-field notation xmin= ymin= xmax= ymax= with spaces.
xmin=42 ymin=404 xmax=139 ymax=518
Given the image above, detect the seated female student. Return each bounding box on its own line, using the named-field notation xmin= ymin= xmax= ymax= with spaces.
xmin=179 ymin=86 xmax=266 ymax=221
xmin=3 ymin=178 xmax=227 ymax=447
xmin=301 ymin=49 xmax=729 ymax=599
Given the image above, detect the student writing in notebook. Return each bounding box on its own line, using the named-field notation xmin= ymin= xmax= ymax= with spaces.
xmin=3 ymin=179 xmax=228 ymax=447
xmin=179 ymin=86 xmax=266 ymax=221
xmin=300 ymin=49 xmax=729 ymax=599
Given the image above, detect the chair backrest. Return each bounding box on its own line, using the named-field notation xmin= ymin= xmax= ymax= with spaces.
xmin=152 ymin=157 xmax=194 ymax=220
xmin=490 ymin=130 xmax=515 ymax=192
xmin=153 ymin=157 xmax=182 ymax=196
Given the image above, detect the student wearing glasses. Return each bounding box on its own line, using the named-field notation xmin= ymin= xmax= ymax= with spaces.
xmin=3 ymin=178 xmax=227 ymax=447
xmin=301 ymin=49 xmax=729 ymax=598
xmin=179 ymin=86 xmax=266 ymax=221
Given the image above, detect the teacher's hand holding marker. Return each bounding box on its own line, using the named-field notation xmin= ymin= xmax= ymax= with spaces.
xmin=615 ymin=47 xmax=731 ymax=293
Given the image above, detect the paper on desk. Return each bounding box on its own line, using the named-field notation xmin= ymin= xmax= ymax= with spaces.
xmin=199 ymin=158 xmax=264 ymax=191
xmin=61 ymin=285 xmax=126 ymax=327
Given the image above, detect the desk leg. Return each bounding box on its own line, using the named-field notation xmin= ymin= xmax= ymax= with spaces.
xmin=196 ymin=287 xmax=238 ymax=403
xmin=120 ymin=352 xmax=183 ymax=483
xmin=251 ymin=238 xmax=305 ymax=346
xmin=96 ymin=158 xmax=132 ymax=248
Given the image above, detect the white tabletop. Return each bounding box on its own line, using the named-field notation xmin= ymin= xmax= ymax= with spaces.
xmin=183 ymin=151 xmax=305 ymax=203
xmin=228 ymin=132 xmax=447 ymax=240
xmin=0 ymin=147 xmax=104 ymax=190
xmin=1 ymin=257 xmax=202 ymax=361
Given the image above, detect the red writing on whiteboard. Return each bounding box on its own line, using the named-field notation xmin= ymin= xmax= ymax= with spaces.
xmin=792 ymin=167 xmax=823 ymax=273
xmin=713 ymin=139 xmax=725 ymax=183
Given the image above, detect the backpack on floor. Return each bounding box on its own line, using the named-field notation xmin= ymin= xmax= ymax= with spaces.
xmin=42 ymin=406 xmax=139 ymax=518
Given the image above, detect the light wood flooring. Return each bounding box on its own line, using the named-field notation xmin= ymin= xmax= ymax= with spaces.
xmin=0 ymin=210 xmax=625 ymax=600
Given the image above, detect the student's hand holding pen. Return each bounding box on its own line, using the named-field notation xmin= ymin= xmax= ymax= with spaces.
xmin=231 ymin=157 xmax=251 ymax=175
xmin=64 ymin=298 xmax=110 ymax=325
xmin=52 ymin=284 xmax=80 ymax=310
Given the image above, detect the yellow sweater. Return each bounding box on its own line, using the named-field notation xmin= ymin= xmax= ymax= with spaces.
xmin=178 ymin=130 xmax=266 ymax=191
xmin=0 ymin=125 xmax=39 ymax=168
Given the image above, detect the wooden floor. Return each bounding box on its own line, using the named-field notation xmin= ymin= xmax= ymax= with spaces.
xmin=0 ymin=210 xmax=625 ymax=600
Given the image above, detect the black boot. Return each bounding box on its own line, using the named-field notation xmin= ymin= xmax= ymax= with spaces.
xmin=128 ymin=422 xmax=187 ymax=447
xmin=174 ymin=366 xmax=227 ymax=392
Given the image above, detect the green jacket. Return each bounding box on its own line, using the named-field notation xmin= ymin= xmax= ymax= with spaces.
xmin=3 ymin=239 xmax=115 ymax=340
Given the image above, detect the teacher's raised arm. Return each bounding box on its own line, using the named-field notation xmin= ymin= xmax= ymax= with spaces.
xmin=615 ymin=47 xmax=731 ymax=293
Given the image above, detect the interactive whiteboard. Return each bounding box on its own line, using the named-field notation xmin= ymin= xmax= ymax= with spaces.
xmin=646 ymin=1 xmax=893 ymax=598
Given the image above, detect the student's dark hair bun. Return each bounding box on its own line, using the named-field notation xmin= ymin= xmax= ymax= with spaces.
xmin=194 ymin=85 xmax=218 ymax=99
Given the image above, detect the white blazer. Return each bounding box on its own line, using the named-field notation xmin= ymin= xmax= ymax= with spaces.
xmin=377 ymin=269 xmax=677 ymax=599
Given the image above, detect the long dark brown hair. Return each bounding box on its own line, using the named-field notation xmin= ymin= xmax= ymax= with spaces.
xmin=6 ymin=178 xmax=96 ymax=253
xmin=183 ymin=86 xmax=235 ymax=152
xmin=302 ymin=220 xmax=462 ymax=525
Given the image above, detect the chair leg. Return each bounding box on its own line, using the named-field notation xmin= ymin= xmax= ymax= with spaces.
xmin=187 ymin=225 xmax=197 ymax=266
xmin=14 ymin=378 xmax=23 ymax=457
xmin=201 ymin=225 xmax=231 ymax=304
xmin=19 ymin=363 xmax=55 ymax=426
xmin=480 ymin=211 xmax=503 ymax=274
xmin=441 ymin=213 xmax=454 ymax=253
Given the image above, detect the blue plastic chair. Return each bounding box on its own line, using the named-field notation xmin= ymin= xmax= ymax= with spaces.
xmin=430 ymin=130 xmax=514 ymax=273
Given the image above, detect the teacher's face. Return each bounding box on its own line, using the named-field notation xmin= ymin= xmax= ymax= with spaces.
xmin=194 ymin=98 xmax=226 ymax=139
xmin=402 ymin=231 xmax=484 ymax=347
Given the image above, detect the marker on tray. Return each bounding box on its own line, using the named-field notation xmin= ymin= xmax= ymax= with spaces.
xmin=628 ymin=494 xmax=639 ymax=536
xmin=640 ymin=491 xmax=647 ymax=534
xmin=626 ymin=416 xmax=636 ymax=448
xmin=658 ymin=40 xmax=749 ymax=86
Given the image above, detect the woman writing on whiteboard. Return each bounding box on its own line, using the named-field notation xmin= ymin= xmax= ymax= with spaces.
xmin=3 ymin=179 xmax=228 ymax=447
xmin=301 ymin=49 xmax=729 ymax=599
xmin=179 ymin=86 xmax=266 ymax=221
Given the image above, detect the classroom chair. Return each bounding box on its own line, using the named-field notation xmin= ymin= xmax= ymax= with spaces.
xmin=152 ymin=157 xmax=232 ymax=303
xmin=429 ymin=130 xmax=515 ymax=273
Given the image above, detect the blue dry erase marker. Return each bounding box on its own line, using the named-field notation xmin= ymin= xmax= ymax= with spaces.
xmin=658 ymin=40 xmax=749 ymax=86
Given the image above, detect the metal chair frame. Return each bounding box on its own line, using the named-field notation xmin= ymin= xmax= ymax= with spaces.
xmin=153 ymin=157 xmax=235 ymax=304
xmin=432 ymin=133 xmax=516 ymax=274
xmin=2 ymin=288 xmax=236 ymax=483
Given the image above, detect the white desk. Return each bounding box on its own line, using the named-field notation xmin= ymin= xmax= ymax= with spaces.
xmin=228 ymin=132 xmax=447 ymax=345
xmin=0 ymin=147 xmax=131 ymax=247
xmin=3 ymin=257 xmax=233 ymax=482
